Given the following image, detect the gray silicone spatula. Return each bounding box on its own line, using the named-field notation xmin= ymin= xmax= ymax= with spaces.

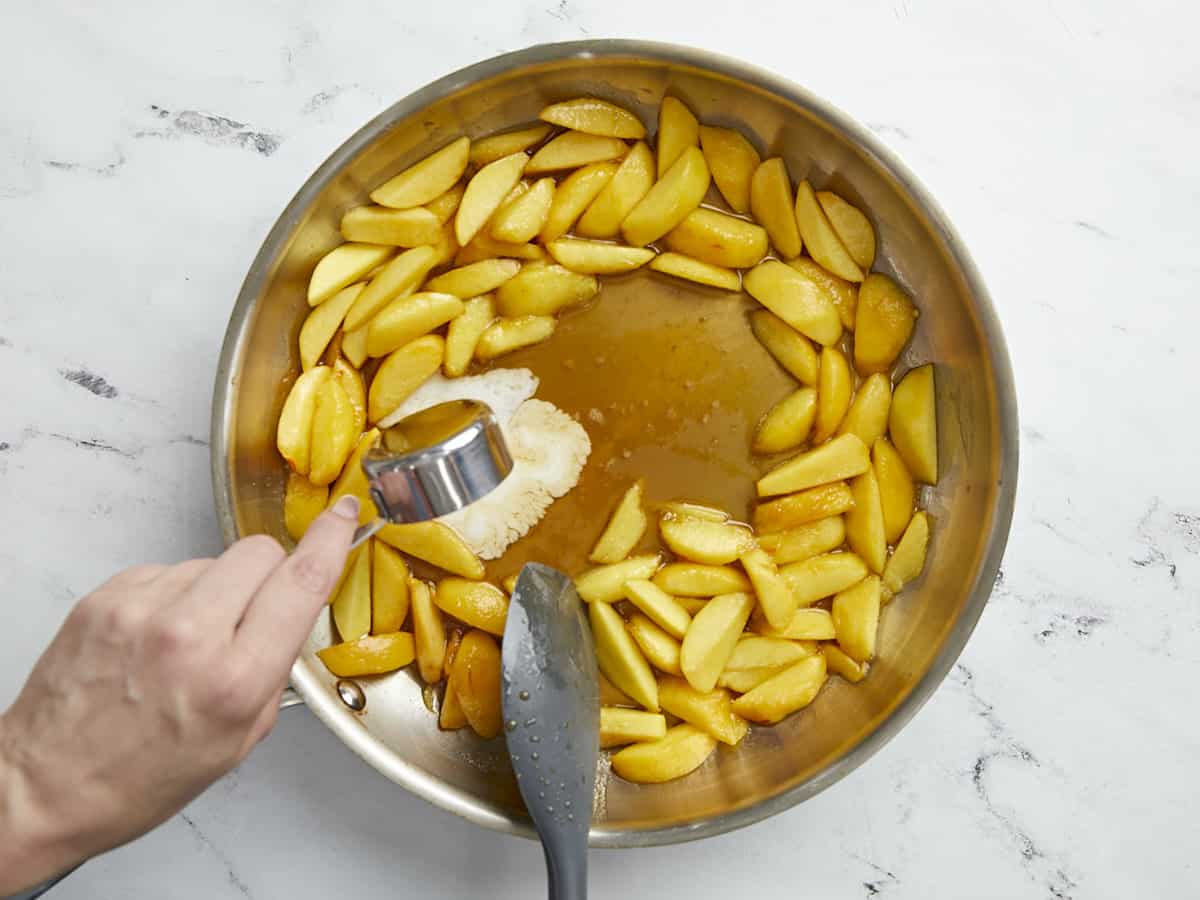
xmin=502 ymin=563 xmax=599 ymax=900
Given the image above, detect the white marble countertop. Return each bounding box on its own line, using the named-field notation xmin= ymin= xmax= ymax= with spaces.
xmin=2 ymin=1 xmax=1196 ymax=897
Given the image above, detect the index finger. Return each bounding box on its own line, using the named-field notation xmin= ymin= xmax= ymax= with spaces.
xmin=235 ymin=496 xmax=359 ymax=677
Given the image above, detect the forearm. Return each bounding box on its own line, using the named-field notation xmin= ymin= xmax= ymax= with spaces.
xmin=0 ymin=714 xmax=78 ymax=895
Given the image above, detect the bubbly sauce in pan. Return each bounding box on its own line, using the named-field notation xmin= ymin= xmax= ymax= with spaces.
xmin=478 ymin=269 xmax=798 ymax=582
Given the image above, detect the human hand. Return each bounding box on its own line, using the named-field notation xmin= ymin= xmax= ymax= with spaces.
xmin=0 ymin=496 xmax=359 ymax=894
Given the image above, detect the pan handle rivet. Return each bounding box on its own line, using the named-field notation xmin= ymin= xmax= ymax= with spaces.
xmin=336 ymin=679 xmax=366 ymax=711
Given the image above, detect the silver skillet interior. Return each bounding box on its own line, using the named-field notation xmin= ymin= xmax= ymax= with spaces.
xmin=210 ymin=40 xmax=1018 ymax=848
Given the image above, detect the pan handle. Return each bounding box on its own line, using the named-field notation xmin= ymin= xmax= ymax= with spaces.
xmin=279 ymin=686 xmax=305 ymax=710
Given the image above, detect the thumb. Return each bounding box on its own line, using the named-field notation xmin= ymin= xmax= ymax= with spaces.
xmin=234 ymin=495 xmax=360 ymax=672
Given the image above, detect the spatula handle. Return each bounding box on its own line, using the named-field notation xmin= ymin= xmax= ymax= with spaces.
xmin=543 ymin=838 xmax=587 ymax=900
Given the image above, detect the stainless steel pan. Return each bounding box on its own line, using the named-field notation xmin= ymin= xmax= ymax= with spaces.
xmin=211 ymin=39 xmax=1018 ymax=848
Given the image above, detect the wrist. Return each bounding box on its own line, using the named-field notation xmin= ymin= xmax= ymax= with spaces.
xmin=0 ymin=713 xmax=80 ymax=895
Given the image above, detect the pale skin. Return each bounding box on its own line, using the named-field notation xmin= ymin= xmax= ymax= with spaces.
xmin=0 ymin=495 xmax=359 ymax=895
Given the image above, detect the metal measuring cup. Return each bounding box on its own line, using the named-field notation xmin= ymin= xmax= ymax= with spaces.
xmin=350 ymin=399 xmax=512 ymax=548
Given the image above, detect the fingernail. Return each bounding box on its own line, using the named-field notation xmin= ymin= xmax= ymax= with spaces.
xmin=331 ymin=495 xmax=360 ymax=521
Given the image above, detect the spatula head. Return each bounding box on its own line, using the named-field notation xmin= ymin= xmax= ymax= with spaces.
xmin=502 ymin=563 xmax=599 ymax=846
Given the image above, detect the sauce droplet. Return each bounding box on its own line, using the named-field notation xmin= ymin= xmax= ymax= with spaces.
xmin=530 ymin=734 xmax=541 ymax=743
xmin=531 ymin=751 xmax=540 ymax=760
xmin=519 ymin=690 xmax=530 ymax=701
xmin=505 ymin=719 xmax=517 ymax=732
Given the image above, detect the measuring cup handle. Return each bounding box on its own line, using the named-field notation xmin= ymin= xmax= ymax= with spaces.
xmin=350 ymin=517 xmax=386 ymax=550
